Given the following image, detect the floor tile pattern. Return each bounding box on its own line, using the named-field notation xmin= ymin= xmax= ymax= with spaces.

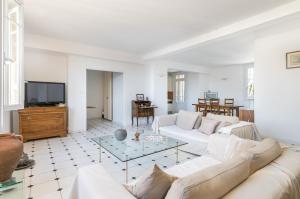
xmin=23 ymin=119 xmax=197 ymax=199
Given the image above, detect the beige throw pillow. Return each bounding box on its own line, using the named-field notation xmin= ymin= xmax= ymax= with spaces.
xmin=124 ymin=164 xmax=177 ymax=199
xmin=198 ymin=118 xmax=221 ymax=135
xmin=248 ymin=138 xmax=282 ymax=174
xmin=165 ymin=153 xmax=252 ymax=199
xmin=176 ymin=110 xmax=199 ymax=130
xmin=193 ymin=112 xmax=203 ymax=129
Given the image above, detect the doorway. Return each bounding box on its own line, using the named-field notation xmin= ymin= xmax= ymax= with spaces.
xmin=86 ymin=70 xmax=124 ymax=125
xmin=103 ymin=72 xmax=113 ymax=120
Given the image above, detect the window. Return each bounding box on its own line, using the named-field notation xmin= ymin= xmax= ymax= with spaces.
xmin=175 ymin=74 xmax=185 ymax=103
xmin=247 ymin=67 xmax=254 ymax=99
xmin=3 ymin=0 xmax=23 ymax=110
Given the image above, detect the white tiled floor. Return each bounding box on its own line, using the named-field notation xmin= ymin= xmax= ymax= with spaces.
xmin=23 ymin=119 xmax=198 ymax=199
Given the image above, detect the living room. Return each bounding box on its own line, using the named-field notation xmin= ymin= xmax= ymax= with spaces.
xmin=1 ymin=0 xmax=300 ymax=199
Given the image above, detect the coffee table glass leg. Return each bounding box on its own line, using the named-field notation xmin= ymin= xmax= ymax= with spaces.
xmin=99 ymin=145 xmax=102 ymax=163
xmin=126 ymin=155 xmax=128 ymax=183
xmin=176 ymin=142 xmax=179 ymax=164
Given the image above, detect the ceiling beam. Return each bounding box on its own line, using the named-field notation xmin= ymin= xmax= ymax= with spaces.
xmin=143 ymin=0 xmax=300 ymax=60
xmin=24 ymin=33 xmax=143 ymax=64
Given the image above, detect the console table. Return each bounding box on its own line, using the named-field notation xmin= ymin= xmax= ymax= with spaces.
xmin=131 ymin=100 xmax=157 ymax=126
xmin=18 ymin=106 xmax=68 ymax=142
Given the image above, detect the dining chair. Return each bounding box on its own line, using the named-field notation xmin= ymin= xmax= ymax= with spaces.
xmin=222 ymin=98 xmax=234 ymax=116
xmin=209 ymin=98 xmax=220 ymax=114
xmin=197 ymin=98 xmax=207 ymax=115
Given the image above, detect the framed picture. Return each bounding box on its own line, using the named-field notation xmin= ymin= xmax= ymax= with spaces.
xmin=136 ymin=94 xmax=144 ymax=101
xmin=204 ymin=91 xmax=218 ymax=100
xmin=286 ymin=51 xmax=300 ymax=69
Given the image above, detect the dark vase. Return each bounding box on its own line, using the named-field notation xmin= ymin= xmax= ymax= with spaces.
xmin=0 ymin=134 xmax=23 ymax=183
xmin=114 ymin=129 xmax=127 ymax=141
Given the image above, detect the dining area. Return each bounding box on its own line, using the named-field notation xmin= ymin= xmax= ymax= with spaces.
xmin=192 ymin=98 xmax=243 ymax=117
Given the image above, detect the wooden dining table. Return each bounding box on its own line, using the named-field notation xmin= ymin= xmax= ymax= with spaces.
xmin=192 ymin=103 xmax=244 ymax=117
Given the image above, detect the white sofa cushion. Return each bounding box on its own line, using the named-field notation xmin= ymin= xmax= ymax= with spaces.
xmin=207 ymin=134 xmax=231 ymax=160
xmin=223 ymin=149 xmax=300 ymax=199
xmin=165 ymin=153 xmax=252 ymax=199
xmin=159 ymin=125 xmax=209 ymax=143
xmin=69 ymin=164 xmax=136 ymax=199
xmin=224 ymin=135 xmax=256 ymax=160
xmin=176 ymin=110 xmax=199 ymax=130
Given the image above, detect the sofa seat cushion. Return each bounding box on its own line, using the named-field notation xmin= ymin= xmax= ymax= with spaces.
xmin=159 ymin=125 xmax=209 ymax=143
xmin=165 ymin=155 xmax=221 ymax=178
xmin=176 ymin=110 xmax=199 ymax=130
xmin=165 ymin=153 xmax=252 ymax=199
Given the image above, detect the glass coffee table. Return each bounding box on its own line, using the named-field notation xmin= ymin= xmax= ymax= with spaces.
xmin=92 ymin=130 xmax=187 ymax=183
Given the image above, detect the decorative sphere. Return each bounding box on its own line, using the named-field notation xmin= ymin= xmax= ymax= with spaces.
xmin=114 ymin=129 xmax=127 ymax=141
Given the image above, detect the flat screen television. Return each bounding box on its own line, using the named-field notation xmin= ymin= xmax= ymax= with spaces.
xmin=25 ymin=81 xmax=65 ymax=106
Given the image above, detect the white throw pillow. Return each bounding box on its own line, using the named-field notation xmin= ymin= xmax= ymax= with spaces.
xmin=198 ymin=118 xmax=221 ymax=135
xmin=223 ymin=135 xmax=256 ymax=160
xmin=207 ymin=134 xmax=231 ymax=161
xmin=176 ymin=110 xmax=199 ymax=130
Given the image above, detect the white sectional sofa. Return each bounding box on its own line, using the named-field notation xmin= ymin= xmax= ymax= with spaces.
xmin=69 ymin=134 xmax=300 ymax=199
xmin=152 ymin=111 xmax=260 ymax=144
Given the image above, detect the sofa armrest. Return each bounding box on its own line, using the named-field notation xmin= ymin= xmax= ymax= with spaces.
xmin=152 ymin=114 xmax=177 ymax=133
xmin=217 ymin=121 xmax=261 ymax=141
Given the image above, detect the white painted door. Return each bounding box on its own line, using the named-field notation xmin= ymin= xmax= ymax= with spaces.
xmin=104 ymin=72 xmax=113 ymax=120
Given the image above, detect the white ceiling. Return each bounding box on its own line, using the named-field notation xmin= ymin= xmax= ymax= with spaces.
xmin=24 ymin=0 xmax=293 ymax=56
xmin=166 ymin=34 xmax=255 ymax=66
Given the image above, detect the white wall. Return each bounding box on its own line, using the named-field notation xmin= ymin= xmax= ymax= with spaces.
xmin=24 ymin=48 xmax=67 ymax=82
xmin=113 ymin=72 xmax=124 ymax=125
xmin=149 ymin=60 xmax=211 ymax=116
xmin=86 ymin=70 xmax=104 ymax=119
xmin=169 ymin=72 xmax=210 ymax=112
xmin=255 ymin=28 xmax=300 ymax=144
xmin=209 ymin=63 xmax=254 ymax=107
xmin=185 ymin=72 xmax=210 ymax=111
xmin=68 ymin=55 xmax=150 ymax=132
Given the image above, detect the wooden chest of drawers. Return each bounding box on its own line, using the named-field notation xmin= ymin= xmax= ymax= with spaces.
xmin=18 ymin=107 xmax=68 ymax=142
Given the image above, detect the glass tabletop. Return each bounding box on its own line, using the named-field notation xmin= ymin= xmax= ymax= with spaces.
xmin=92 ymin=130 xmax=187 ymax=162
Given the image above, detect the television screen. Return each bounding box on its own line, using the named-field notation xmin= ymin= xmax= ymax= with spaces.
xmin=26 ymin=82 xmax=65 ymax=105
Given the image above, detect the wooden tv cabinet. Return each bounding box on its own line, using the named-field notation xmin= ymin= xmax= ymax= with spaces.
xmin=18 ymin=106 xmax=68 ymax=142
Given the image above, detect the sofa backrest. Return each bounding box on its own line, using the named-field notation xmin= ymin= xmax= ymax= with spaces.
xmin=165 ymin=153 xmax=253 ymax=199
xmin=248 ymin=138 xmax=282 ymax=174
xmin=206 ymin=113 xmax=239 ymax=124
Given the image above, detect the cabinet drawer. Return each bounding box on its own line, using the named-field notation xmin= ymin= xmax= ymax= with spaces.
xmin=21 ymin=113 xmax=65 ymax=121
